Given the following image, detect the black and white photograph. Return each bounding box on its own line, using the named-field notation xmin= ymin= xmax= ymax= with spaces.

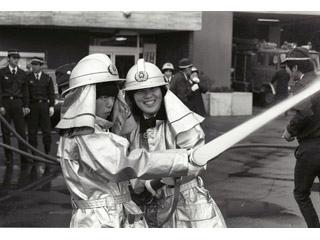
xmin=0 ymin=1 xmax=320 ymax=233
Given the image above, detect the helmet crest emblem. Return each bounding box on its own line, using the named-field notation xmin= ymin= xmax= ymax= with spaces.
xmin=135 ymin=71 xmax=149 ymax=82
xmin=108 ymin=64 xmax=118 ymax=75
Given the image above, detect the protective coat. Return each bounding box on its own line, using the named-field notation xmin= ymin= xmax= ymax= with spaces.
xmin=128 ymin=90 xmax=226 ymax=228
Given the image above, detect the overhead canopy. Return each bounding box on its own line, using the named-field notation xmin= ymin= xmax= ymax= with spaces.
xmin=0 ymin=11 xmax=202 ymax=31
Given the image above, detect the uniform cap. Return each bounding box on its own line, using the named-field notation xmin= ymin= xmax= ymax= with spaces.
xmin=283 ymin=47 xmax=311 ymax=63
xmin=31 ymin=57 xmax=44 ymax=65
xmin=7 ymin=49 xmax=20 ymax=58
xmin=162 ymin=62 xmax=174 ymax=71
xmin=178 ymin=58 xmax=193 ymax=69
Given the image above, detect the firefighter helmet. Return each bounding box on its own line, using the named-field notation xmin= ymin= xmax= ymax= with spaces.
xmin=162 ymin=62 xmax=174 ymax=71
xmin=62 ymin=56 xmax=122 ymax=96
xmin=124 ymin=59 xmax=167 ymax=91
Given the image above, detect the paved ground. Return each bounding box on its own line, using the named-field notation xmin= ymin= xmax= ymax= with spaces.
xmin=0 ymin=107 xmax=319 ymax=227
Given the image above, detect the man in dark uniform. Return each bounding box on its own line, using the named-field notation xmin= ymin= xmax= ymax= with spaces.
xmin=51 ymin=63 xmax=76 ymax=127
xmin=282 ymin=47 xmax=320 ymax=228
xmin=271 ymin=63 xmax=290 ymax=102
xmin=26 ymin=57 xmax=55 ymax=177
xmin=0 ymin=50 xmax=30 ymax=185
xmin=170 ymin=58 xmax=208 ymax=116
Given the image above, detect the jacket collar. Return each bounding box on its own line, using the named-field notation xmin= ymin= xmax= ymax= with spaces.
xmin=95 ymin=116 xmax=114 ymax=131
xmin=8 ymin=65 xmax=18 ymax=73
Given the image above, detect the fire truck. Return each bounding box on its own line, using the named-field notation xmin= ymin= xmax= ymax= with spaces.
xmin=231 ymin=39 xmax=320 ymax=106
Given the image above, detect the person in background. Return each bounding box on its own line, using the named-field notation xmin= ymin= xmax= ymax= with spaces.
xmin=189 ymin=66 xmax=209 ymax=116
xmin=271 ymin=63 xmax=290 ymax=103
xmin=282 ymin=47 xmax=320 ymax=228
xmin=0 ymin=49 xmax=30 ymax=186
xmin=51 ymin=63 xmax=76 ymax=128
xmin=26 ymin=57 xmax=55 ymax=177
xmin=170 ymin=59 xmax=208 ymax=116
xmin=161 ymin=62 xmax=174 ymax=84
xmin=124 ymin=59 xmax=226 ymax=228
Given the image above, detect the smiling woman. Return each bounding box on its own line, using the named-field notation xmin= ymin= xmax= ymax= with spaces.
xmin=123 ymin=59 xmax=226 ymax=228
xmin=133 ymin=87 xmax=163 ymax=117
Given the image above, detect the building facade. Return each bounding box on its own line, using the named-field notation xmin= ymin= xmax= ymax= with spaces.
xmin=0 ymin=11 xmax=233 ymax=91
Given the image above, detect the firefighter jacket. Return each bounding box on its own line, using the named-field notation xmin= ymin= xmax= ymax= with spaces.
xmin=26 ymin=71 xmax=55 ymax=106
xmin=128 ymin=90 xmax=226 ymax=228
xmin=0 ymin=66 xmax=29 ymax=107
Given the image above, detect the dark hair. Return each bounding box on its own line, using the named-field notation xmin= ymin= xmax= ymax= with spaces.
xmin=286 ymin=60 xmax=314 ymax=73
xmin=96 ymin=82 xmax=119 ymax=99
xmin=126 ymin=86 xmax=167 ymax=118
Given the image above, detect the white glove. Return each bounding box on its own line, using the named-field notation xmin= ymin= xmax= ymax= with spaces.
xmin=22 ymin=107 xmax=30 ymax=116
xmin=49 ymin=106 xmax=55 ymax=117
xmin=192 ymin=77 xmax=200 ymax=84
xmin=282 ymin=129 xmax=295 ymax=142
xmin=0 ymin=107 xmax=6 ymax=115
xmin=191 ymin=84 xmax=199 ymax=92
xmin=187 ymin=148 xmax=203 ymax=176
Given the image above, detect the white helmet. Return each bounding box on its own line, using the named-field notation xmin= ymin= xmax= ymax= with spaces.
xmin=162 ymin=62 xmax=174 ymax=71
xmin=124 ymin=59 xmax=167 ymax=91
xmin=62 ymin=56 xmax=122 ymax=96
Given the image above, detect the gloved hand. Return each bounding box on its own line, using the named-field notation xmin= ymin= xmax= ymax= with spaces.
xmin=191 ymin=84 xmax=199 ymax=92
xmin=187 ymin=148 xmax=203 ymax=176
xmin=191 ymin=77 xmax=200 ymax=84
xmin=282 ymin=129 xmax=295 ymax=142
xmin=22 ymin=107 xmax=30 ymax=116
xmin=49 ymin=106 xmax=55 ymax=117
xmin=145 ymin=180 xmax=162 ymax=198
xmin=0 ymin=107 xmax=6 ymax=115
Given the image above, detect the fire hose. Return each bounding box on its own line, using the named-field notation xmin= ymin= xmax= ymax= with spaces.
xmin=0 ymin=113 xmax=57 ymax=164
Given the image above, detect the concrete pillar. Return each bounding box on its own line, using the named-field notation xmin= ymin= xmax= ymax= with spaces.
xmin=192 ymin=12 xmax=233 ymax=90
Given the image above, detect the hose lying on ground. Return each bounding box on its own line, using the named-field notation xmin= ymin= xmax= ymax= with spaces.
xmin=0 ymin=113 xmax=57 ymax=162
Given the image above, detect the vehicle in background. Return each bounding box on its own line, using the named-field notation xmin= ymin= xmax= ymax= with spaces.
xmin=231 ymin=39 xmax=320 ymax=106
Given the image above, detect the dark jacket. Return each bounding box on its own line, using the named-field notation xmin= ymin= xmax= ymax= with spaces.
xmin=26 ymin=72 xmax=55 ymax=107
xmin=271 ymin=68 xmax=290 ymax=97
xmin=170 ymin=71 xmax=208 ymax=116
xmin=287 ymin=72 xmax=320 ymax=141
xmin=0 ymin=66 xmax=29 ymax=107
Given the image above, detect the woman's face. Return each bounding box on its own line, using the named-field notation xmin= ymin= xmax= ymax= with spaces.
xmin=164 ymin=70 xmax=173 ymax=78
xmin=96 ymin=96 xmax=115 ymax=119
xmin=133 ymin=87 xmax=163 ymax=117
